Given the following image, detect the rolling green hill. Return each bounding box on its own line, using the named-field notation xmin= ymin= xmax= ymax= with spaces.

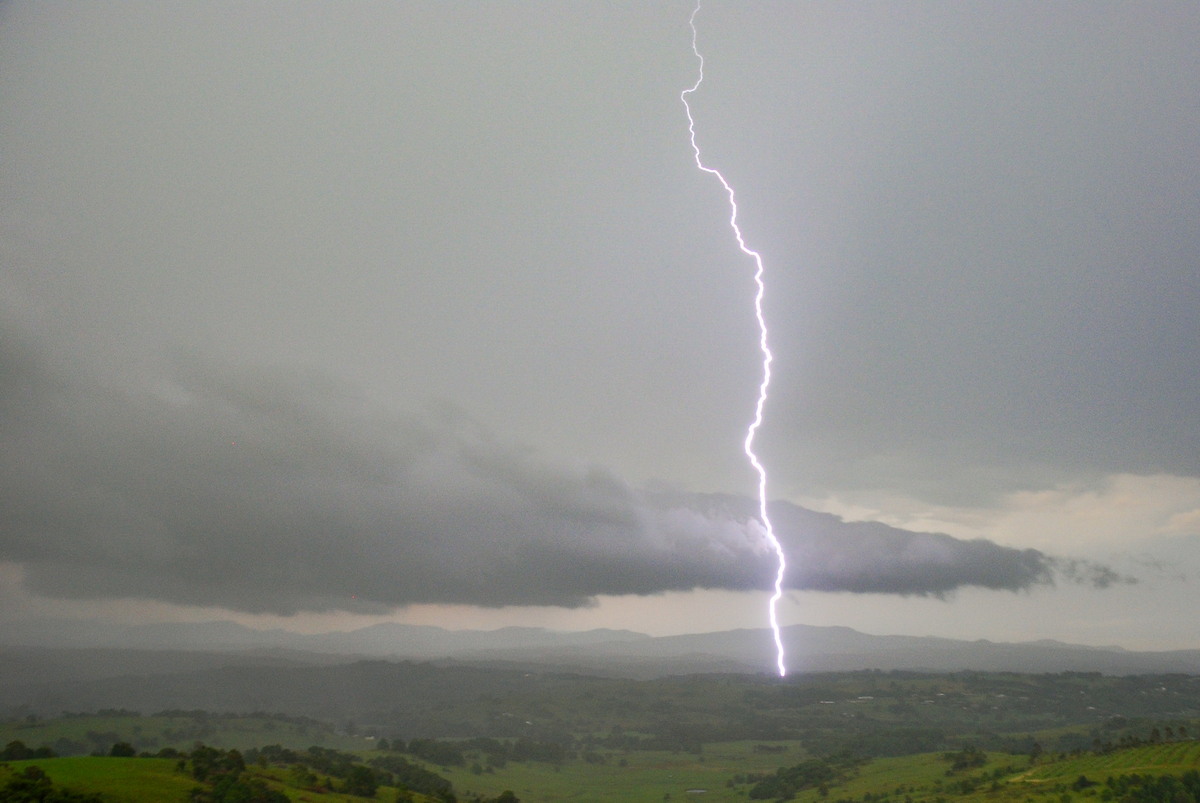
xmin=0 ymin=753 xmax=450 ymax=803
xmin=1 ymin=739 xmax=1198 ymax=803
xmin=3 ymin=669 xmax=1200 ymax=802
xmin=778 ymin=741 xmax=1200 ymax=803
xmin=0 ymin=757 xmax=195 ymax=802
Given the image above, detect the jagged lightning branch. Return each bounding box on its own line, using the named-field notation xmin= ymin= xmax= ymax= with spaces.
xmin=681 ymin=2 xmax=787 ymax=677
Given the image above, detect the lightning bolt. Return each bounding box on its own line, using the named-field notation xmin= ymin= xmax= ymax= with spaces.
xmin=681 ymin=1 xmax=787 ymax=677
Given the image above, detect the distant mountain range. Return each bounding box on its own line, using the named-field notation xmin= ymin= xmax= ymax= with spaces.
xmin=454 ymin=625 xmax=1200 ymax=677
xmin=3 ymin=617 xmax=1199 ymax=679
xmin=0 ymin=617 xmax=650 ymax=657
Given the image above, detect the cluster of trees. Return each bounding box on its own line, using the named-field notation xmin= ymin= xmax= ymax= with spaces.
xmin=367 ymin=753 xmax=457 ymax=801
xmin=1093 ymin=724 xmax=1194 ymax=754
xmin=942 ymin=745 xmax=986 ymax=772
xmin=244 ymin=743 xmax=456 ymax=800
xmin=186 ymin=745 xmax=289 ymax=803
xmin=0 ymin=741 xmax=55 ymax=761
xmin=55 ymin=709 xmax=140 ymax=719
xmin=1022 ymin=721 xmax=1200 ymax=760
xmin=407 ymin=738 xmax=470 ymax=766
xmin=1103 ymin=770 xmax=1200 ymax=803
xmin=748 ymin=757 xmax=842 ymax=801
xmin=380 ymin=734 xmax=571 ymax=770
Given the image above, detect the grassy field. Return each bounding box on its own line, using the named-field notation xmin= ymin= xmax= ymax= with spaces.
xmin=440 ymin=740 xmax=820 ymax=802
xmin=793 ymin=752 xmax=975 ymax=802
xmin=3 ymin=725 xmax=1198 ymax=803
xmin=1016 ymin=741 xmax=1200 ymax=785
xmin=750 ymin=742 xmax=1200 ymax=803
xmin=0 ymin=757 xmax=196 ymax=802
xmin=438 ymin=740 xmax=1200 ymax=803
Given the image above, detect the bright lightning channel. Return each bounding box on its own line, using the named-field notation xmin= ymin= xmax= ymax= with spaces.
xmin=681 ymin=2 xmax=787 ymax=677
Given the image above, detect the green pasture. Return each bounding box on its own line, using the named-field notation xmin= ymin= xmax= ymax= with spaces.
xmin=247 ymin=764 xmax=431 ymax=803
xmin=0 ymin=757 xmax=196 ymax=802
xmin=439 ymin=740 xmax=809 ymax=802
xmin=796 ymin=752 xmax=969 ymax=802
xmin=3 ymin=717 xmax=1198 ymax=803
xmin=1018 ymin=741 xmax=1200 ymax=784
xmin=778 ymin=742 xmax=1200 ymax=803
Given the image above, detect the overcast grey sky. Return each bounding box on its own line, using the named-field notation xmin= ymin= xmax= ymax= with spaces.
xmin=2 ymin=2 xmax=1199 ymax=653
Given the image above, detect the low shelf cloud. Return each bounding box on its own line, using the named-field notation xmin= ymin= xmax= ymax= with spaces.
xmin=1 ymin=333 xmax=1124 ymax=615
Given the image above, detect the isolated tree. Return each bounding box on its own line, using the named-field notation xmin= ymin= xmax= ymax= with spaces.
xmin=1 ymin=741 xmax=30 ymax=760
xmin=342 ymin=765 xmax=377 ymax=797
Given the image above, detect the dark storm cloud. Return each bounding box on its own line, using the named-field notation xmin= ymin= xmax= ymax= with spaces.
xmin=0 ymin=323 xmax=1114 ymax=614
xmin=0 ymin=329 xmax=748 ymax=612
xmin=657 ymin=491 xmax=1132 ymax=597
xmin=5 ymin=1 xmax=1199 ymax=520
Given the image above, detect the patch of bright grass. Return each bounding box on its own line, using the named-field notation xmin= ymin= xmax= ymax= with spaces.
xmin=2 ymin=757 xmax=197 ymax=803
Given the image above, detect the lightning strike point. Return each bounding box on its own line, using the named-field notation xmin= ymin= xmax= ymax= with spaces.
xmin=681 ymin=1 xmax=788 ymax=677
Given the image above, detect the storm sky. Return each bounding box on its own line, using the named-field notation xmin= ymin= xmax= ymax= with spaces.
xmin=2 ymin=2 xmax=1198 ymax=651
